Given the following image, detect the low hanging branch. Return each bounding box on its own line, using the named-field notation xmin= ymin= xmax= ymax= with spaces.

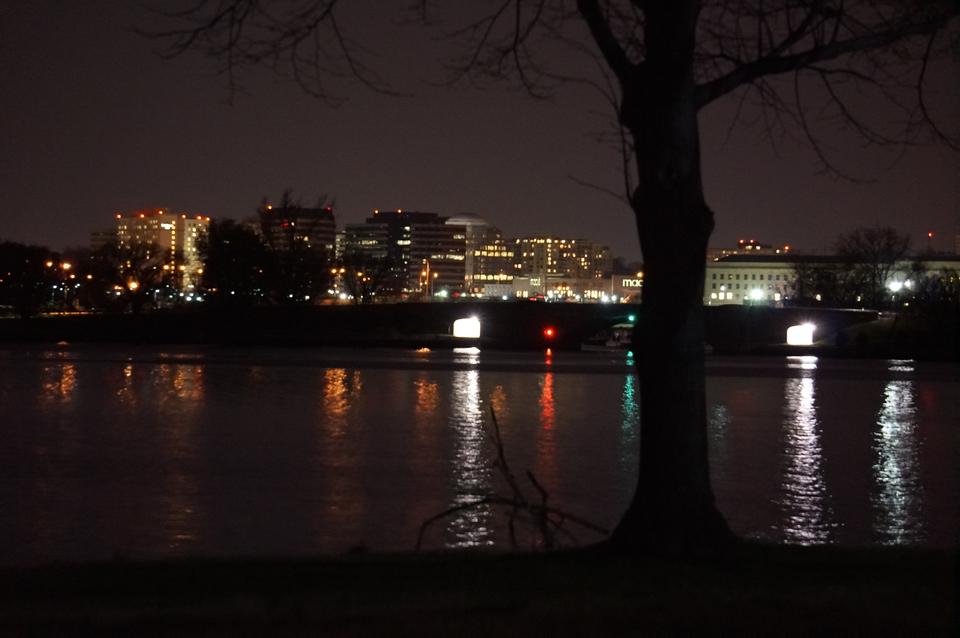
xmin=416 ymin=407 xmax=609 ymax=551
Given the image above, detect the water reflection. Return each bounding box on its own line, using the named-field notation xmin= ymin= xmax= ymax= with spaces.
xmin=489 ymin=384 xmax=508 ymax=420
xmin=115 ymin=363 xmax=137 ymax=409
xmin=786 ymin=355 xmax=818 ymax=371
xmin=447 ymin=366 xmax=492 ymax=547
xmin=532 ymin=372 xmax=559 ymax=514
xmin=153 ymin=364 xmax=206 ymax=403
xmin=872 ymin=373 xmax=924 ymax=544
xmin=539 ymin=373 xmax=555 ymax=431
xmin=318 ymin=367 xmax=365 ymax=540
xmin=323 ymin=368 xmax=350 ymax=437
xmin=414 ymin=375 xmax=440 ymax=442
xmin=887 ymin=359 xmax=915 ymax=373
xmin=780 ymin=363 xmax=834 ymax=544
xmin=153 ymin=364 xmax=204 ymax=551
xmin=40 ymin=363 xmax=77 ymax=405
xmin=414 ymin=377 xmax=439 ymax=417
xmin=618 ymin=373 xmax=639 ymax=472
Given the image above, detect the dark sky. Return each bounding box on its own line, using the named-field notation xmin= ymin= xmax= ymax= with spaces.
xmin=2 ymin=1 xmax=958 ymax=260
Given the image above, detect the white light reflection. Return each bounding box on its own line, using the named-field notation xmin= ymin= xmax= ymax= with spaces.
xmin=780 ymin=359 xmax=834 ymax=544
xmin=446 ymin=366 xmax=493 ymax=548
xmin=872 ymin=374 xmax=924 ymax=544
xmin=786 ymin=355 xmax=818 ymax=371
xmin=887 ymin=359 xmax=915 ymax=373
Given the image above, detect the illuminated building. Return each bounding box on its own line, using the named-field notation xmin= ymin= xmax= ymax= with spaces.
xmin=513 ymin=237 xmax=611 ymax=281
xmin=440 ymin=215 xmax=515 ymax=296
xmin=115 ymin=208 xmax=209 ymax=290
xmin=343 ymin=210 xmax=466 ymax=297
xmin=705 ymin=254 xmax=796 ymax=305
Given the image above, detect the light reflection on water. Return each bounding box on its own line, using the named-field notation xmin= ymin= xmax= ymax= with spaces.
xmin=533 ymin=372 xmax=559 ymax=510
xmin=872 ymin=369 xmax=924 ymax=544
xmin=318 ymin=367 xmax=364 ymax=540
xmin=779 ymin=362 xmax=835 ymax=544
xmin=619 ymin=373 xmax=639 ymax=474
xmin=40 ymin=363 xmax=77 ymax=405
xmin=154 ymin=364 xmax=204 ymax=550
xmin=447 ymin=356 xmax=493 ymax=548
xmin=0 ymin=348 xmax=956 ymax=563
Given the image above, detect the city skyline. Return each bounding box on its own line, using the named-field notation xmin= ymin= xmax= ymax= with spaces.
xmin=1 ymin=2 xmax=958 ymax=259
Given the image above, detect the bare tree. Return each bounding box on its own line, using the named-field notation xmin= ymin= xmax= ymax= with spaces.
xmin=143 ymin=1 xmax=960 ymax=554
xmin=835 ymin=225 xmax=911 ymax=308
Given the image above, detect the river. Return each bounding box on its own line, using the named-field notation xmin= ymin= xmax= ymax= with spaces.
xmin=0 ymin=345 xmax=956 ymax=565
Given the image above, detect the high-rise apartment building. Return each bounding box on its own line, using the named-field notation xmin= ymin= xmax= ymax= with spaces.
xmin=115 ymin=208 xmax=210 ymax=290
xmin=513 ymin=237 xmax=611 ymax=280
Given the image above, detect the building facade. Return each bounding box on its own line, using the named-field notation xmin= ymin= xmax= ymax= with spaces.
xmin=513 ymin=237 xmax=611 ymax=281
xmin=704 ymin=255 xmax=796 ymax=305
xmin=115 ymin=208 xmax=209 ymax=291
xmin=461 ymin=223 xmax=514 ymax=295
xmin=258 ymin=203 xmax=336 ymax=256
xmin=343 ymin=210 xmax=466 ymax=297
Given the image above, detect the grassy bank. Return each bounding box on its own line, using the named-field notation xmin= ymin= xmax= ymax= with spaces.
xmin=2 ymin=543 xmax=955 ymax=635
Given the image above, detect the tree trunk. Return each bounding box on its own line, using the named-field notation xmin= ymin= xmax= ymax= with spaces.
xmin=608 ymin=3 xmax=734 ymax=555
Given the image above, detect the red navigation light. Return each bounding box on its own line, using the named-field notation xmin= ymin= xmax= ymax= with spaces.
xmin=927 ymin=231 xmax=935 ymax=238
xmin=543 ymin=326 xmax=556 ymax=339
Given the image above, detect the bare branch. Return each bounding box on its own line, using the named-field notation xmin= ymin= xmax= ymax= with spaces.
xmin=577 ymin=0 xmax=633 ymax=82
xmin=697 ymin=7 xmax=958 ymax=107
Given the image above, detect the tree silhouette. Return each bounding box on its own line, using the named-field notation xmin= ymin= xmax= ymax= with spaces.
xmin=0 ymin=241 xmax=59 ymax=318
xmin=835 ymin=225 xmax=911 ymax=309
xmin=145 ymin=1 xmax=959 ymax=554
xmin=257 ymin=191 xmax=334 ymax=305
xmin=200 ymin=219 xmax=274 ymax=307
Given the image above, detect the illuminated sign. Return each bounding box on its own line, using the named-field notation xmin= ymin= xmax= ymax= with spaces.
xmin=621 ymin=278 xmax=644 ymax=288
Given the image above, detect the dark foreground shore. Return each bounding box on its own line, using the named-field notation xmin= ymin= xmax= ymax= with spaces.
xmin=2 ymin=543 xmax=956 ymax=636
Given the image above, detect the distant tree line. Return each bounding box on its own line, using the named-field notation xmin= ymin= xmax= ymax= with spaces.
xmin=790 ymin=226 xmax=960 ymax=315
xmin=0 ymin=239 xmax=176 ymax=317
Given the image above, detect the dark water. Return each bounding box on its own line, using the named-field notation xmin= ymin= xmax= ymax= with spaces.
xmin=0 ymin=345 xmax=956 ymax=565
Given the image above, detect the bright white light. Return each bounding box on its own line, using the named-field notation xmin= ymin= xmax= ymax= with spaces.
xmin=750 ymin=288 xmax=764 ymax=300
xmin=888 ymin=281 xmax=903 ymax=293
xmin=436 ymin=290 xmax=449 ymax=298
xmin=786 ymin=323 xmax=816 ymax=346
xmin=453 ymin=347 xmax=481 ymax=355
xmin=338 ymin=292 xmax=348 ymax=300
xmin=452 ymin=316 xmax=481 ymax=339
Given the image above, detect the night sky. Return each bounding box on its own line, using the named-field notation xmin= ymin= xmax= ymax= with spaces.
xmin=2 ymin=1 xmax=958 ymax=260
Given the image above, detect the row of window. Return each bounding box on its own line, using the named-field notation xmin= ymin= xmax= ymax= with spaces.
xmin=712 ymin=272 xmax=784 ymax=281
xmin=711 ymin=283 xmax=782 ymax=290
